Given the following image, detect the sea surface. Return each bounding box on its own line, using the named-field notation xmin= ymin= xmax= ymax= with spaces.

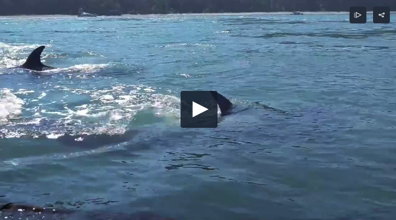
xmin=0 ymin=13 xmax=395 ymax=220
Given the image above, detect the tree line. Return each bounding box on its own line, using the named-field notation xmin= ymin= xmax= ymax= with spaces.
xmin=0 ymin=0 xmax=395 ymax=15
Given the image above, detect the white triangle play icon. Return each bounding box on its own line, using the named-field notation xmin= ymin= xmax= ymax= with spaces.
xmin=192 ymin=102 xmax=208 ymax=118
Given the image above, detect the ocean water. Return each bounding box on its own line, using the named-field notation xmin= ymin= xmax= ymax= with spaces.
xmin=0 ymin=14 xmax=396 ymax=220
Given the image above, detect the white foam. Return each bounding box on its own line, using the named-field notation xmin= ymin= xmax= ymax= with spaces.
xmin=0 ymin=89 xmax=24 ymax=124
xmin=0 ymin=57 xmax=24 ymax=70
xmin=162 ymin=43 xmax=216 ymax=49
xmin=110 ymin=110 xmax=124 ymax=121
xmin=68 ymin=63 xmax=109 ymax=72
xmin=100 ymin=94 xmax=115 ymax=103
xmin=143 ymin=87 xmax=156 ymax=93
xmin=18 ymin=117 xmax=44 ymax=125
xmin=86 ymin=85 xmax=180 ymax=125
xmin=216 ymin=30 xmax=230 ymax=34
xmin=0 ymin=42 xmax=46 ymax=50
xmin=75 ymin=137 xmax=84 ymax=142
xmin=43 ymin=63 xmax=110 ymax=74
xmin=0 ymin=84 xmax=181 ymax=139
xmin=0 ymin=128 xmax=25 ymax=138
xmin=150 ymin=93 xmax=180 ymax=118
xmin=46 ymin=133 xmax=64 ymax=139
xmin=15 ymin=89 xmax=35 ymax=95
xmin=180 ymin=73 xmax=191 ymax=78
xmin=38 ymin=92 xmax=47 ymax=99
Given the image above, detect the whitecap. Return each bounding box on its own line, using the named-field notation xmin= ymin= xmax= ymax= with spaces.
xmin=46 ymin=133 xmax=65 ymax=139
xmin=42 ymin=63 xmax=110 ymax=74
xmin=14 ymin=89 xmax=35 ymax=95
xmin=0 ymin=89 xmax=24 ymax=124
xmin=180 ymin=73 xmax=191 ymax=78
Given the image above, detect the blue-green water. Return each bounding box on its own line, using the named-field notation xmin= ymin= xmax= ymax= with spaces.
xmin=0 ymin=14 xmax=396 ymax=220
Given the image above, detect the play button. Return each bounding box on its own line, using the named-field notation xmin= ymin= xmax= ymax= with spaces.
xmin=350 ymin=7 xmax=366 ymax=23
xmin=180 ymin=91 xmax=218 ymax=128
xmin=192 ymin=102 xmax=208 ymax=118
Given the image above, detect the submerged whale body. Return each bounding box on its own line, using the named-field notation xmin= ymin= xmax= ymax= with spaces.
xmin=212 ymin=92 xmax=286 ymax=117
xmin=17 ymin=46 xmax=56 ymax=71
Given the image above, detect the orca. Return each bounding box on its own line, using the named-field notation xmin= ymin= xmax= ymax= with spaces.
xmin=211 ymin=91 xmax=249 ymax=116
xmin=211 ymin=92 xmax=287 ymax=116
xmin=16 ymin=46 xmax=56 ymax=71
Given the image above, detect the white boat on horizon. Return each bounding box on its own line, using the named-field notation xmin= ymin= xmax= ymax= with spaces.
xmin=78 ymin=8 xmax=97 ymax=17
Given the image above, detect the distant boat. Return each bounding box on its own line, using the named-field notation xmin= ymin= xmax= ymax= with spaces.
xmin=78 ymin=8 xmax=97 ymax=17
xmin=78 ymin=12 xmax=97 ymax=17
xmin=292 ymin=11 xmax=304 ymax=15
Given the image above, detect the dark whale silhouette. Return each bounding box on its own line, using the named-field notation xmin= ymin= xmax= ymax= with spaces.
xmin=212 ymin=92 xmax=287 ymax=116
xmin=211 ymin=92 xmax=250 ymax=116
xmin=17 ymin=46 xmax=56 ymax=71
xmin=211 ymin=92 xmax=234 ymax=116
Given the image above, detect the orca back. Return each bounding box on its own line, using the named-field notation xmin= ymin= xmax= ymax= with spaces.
xmin=211 ymin=92 xmax=234 ymax=116
xmin=20 ymin=46 xmax=54 ymax=71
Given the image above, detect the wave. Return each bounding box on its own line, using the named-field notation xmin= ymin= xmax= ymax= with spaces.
xmin=275 ymin=42 xmax=391 ymax=51
xmin=221 ymin=17 xmax=308 ymax=25
xmin=157 ymin=43 xmax=216 ymax=49
xmin=0 ymin=42 xmax=51 ymax=51
xmin=231 ymin=29 xmax=396 ymax=40
xmin=48 ymin=30 xmax=116 ymax=34
xmin=233 ymin=32 xmax=367 ymax=39
xmin=2 ymin=142 xmax=130 ymax=170
xmin=1 ymin=63 xmax=111 ymax=75
xmin=40 ymin=64 xmax=111 ymax=74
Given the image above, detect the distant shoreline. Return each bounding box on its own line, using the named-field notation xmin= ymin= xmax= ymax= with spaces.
xmin=0 ymin=11 xmax=395 ymax=18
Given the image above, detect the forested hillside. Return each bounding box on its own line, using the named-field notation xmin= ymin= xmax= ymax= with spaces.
xmin=0 ymin=0 xmax=395 ymax=15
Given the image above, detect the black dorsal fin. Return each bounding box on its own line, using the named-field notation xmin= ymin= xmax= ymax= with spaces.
xmin=0 ymin=203 xmax=14 ymax=210
xmin=211 ymin=92 xmax=233 ymax=116
xmin=21 ymin=46 xmax=46 ymax=70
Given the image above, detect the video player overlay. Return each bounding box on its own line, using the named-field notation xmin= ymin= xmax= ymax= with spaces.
xmin=180 ymin=91 xmax=218 ymax=128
